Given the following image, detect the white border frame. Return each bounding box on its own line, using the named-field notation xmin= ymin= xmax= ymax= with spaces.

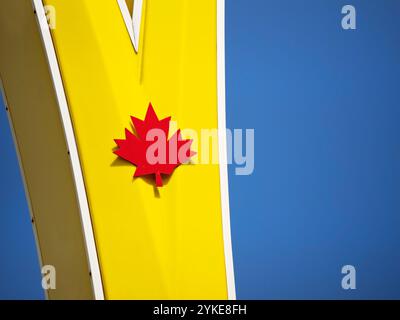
xmin=117 ymin=0 xmax=143 ymax=52
xmin=32 ymin=0 xmax=104 ymax=300
xmin=217 ymin=0 xmax=236 ymax=300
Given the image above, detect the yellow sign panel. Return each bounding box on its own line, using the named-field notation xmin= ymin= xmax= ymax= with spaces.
xmin=42 ymin=0 xmax=233 ymax=299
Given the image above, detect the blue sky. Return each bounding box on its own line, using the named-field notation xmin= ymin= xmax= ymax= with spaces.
xmin=226 ymin=0 xmax=400 ymax=299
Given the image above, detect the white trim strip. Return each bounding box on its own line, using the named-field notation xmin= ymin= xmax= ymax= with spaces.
xmin=32 ymin=0 xmax=104 ymax=300
xmin=117 ymin=0 xmax=143 ymax=52
xmin=132 ymin=0 xmax=144 ymax=53
xmin=217 ymin=0 xmax=236 ymax=300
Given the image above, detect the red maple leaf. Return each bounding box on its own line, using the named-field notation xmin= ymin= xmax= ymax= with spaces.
xmin=114 ymin=103 xmax=195 ymax=187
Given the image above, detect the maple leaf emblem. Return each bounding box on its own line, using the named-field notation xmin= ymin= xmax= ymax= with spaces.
xmin=114 ymin=103 xmax=195 ymax=187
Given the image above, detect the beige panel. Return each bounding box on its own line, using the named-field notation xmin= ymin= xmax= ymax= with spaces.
xmin=0 ymin=0 xmax=94 ymax=299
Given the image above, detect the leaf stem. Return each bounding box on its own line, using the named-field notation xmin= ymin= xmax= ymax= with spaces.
xmin=155 ymin=171 xmax=163 ymax=187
